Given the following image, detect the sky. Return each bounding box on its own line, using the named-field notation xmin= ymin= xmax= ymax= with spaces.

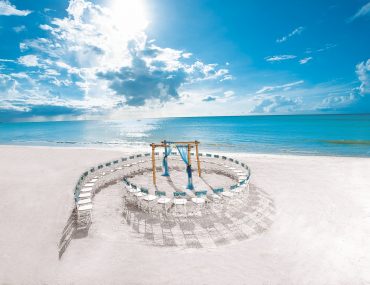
xmin=0 ymin=0 xmax=369 ymax=122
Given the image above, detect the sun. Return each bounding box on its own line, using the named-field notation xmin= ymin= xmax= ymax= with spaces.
xmin=107 ymin=0 xmax=149 ymax=36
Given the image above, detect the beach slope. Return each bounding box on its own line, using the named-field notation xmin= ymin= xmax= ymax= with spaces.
xmin=0 ymin=146 xmax=369 ymax=285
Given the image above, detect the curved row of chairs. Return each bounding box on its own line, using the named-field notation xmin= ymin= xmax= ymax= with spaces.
xmin=73 ymin=152 xmax=251 ymax=225
xmin=123 ymin=170 xmax=250 ymax=217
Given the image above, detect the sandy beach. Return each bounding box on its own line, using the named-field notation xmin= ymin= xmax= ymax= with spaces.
xmin=0 ymin=145 xmax=370 ymax=285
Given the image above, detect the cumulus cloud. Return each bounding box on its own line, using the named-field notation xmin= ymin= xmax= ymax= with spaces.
xmin=276 ymin=26 xmax=305 ymax=43
xmin=299 ymin=57 xmax=312 ymax=64
xmin=0 ymin=0 xmax=31 ymax=16
xmin=356 ymin=59 xmax=370 ymax=95
xmin=18 ymin=55 xmax=40 ymax=67
xmin=1 ymin=0 xmax=231 ymax=121
xmin=265 ymin=55 xmax=297 ymax=62
xmin=317 ymin=59 xmax=370 ymax=113
xmin=251 ymin=95 xmax=302 ymax=113
xmin=97 ymin=41 xmax=187 ymax=106
xmin=348 ymin=1 xmax=370 ymax=22
xmin=256 ymin=80 xmax=304 ymax=94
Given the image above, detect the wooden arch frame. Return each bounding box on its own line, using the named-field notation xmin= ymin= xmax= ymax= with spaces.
xmin=150 ymin=140 xmax=201 ymax=186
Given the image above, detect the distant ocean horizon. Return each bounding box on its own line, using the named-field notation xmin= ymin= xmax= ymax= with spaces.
xmin=1 ymin=114 xmax=369 ymax=157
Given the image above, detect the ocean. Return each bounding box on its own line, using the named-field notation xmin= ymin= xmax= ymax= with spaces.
xmin=0 ymin=114 xmax=369 ymax=157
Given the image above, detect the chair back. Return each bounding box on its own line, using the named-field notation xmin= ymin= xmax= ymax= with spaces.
xmin=155 ymin=191 xmax=166 ymax=197
xmin=173 ymin=191 xmax=186 ymax=198
xmin=230 ymin=184 xmax=238 ymax=190
xmin=195 ymin=190 xmax=207 ymax=197
xmin=213 ymin=188 xmax=224 ymax=194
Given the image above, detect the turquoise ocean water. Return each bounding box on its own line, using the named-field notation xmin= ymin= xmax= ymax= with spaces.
xmin=0 ymin=114 xmax=369 ymax=157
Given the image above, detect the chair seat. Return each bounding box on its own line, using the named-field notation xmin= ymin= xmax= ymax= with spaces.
xmin=78 ymin=198 xmax=91 ymax=205
xmin=173 ymin=199 xmax=187 ymax=205
xmin=192 ymin=197 xmax=205 ymax=204
xmin=80 ymin=187 xmax=92 ymax=192
xmin=142 ymin=195 xmax=157 ymax=201
xmin=134 ymin=192 xmax=147 ymax=197
xmin=231 ymin=188 xmax=242 ymax=193
xmin=79 ymin=192 xmax=91 ymax=198
xmin=209 ymin=193 xmax=221 ymax=200
xmin=127 ymin=188 xmax=140 ymax=193
xmin=222 ymin=191 xmax=234 ymax=198
xmin=78 ymin=204 xmax=93 ymax=211
xmin=157 ymin=197 xmax=171 ymax=204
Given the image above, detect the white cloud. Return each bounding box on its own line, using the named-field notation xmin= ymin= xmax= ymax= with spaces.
xmin=316 ymin=59 xmax=370 ymax=113
xmin=3 ymin=0 xmax=231 ymax=120
xmin=348 ymin=2 xmax=370 ymax=22
xmin=356 ymin=59 xmax=370 ymax=95
xmin=276 ymin=26 xmax=305 ymax=43
xmin=251 ymin=95 xmax=302 ymax=113
xmin=256 ymin=80 xmax=304 ymax=94
xmin=299 ymin=57 xmax=313 ymax=64
xmin=224 ymin=90 xmax=234 ymax=97
xmin=0 ymin=0 xmax=31 ymax=16
xmin=182 ymin=52 xmax=192 ymax=59
xmin=39 ymin=24 xmax=52 ymax=31
xmin=305 ymin=44 xmax=337 ymax=54
xmin=18 ymin=55 xmax=40 ymax=67
xmin=265 ymin=55 xmax=297 ymax=62
xmin=0 ymin=58 xmax=16 ymax=63
xmin=13 ymin=25 xmax=26 ymax=33
xmin=9 ymin=72 xmax=30 ymax=79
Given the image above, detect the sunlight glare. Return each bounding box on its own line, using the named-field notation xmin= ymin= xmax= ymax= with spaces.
xmin=108 ymin=0 xmax=149 ymax=36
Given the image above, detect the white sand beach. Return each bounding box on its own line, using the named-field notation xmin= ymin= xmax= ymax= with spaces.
xmin=0 ymin=145 xmax=370 ymax=285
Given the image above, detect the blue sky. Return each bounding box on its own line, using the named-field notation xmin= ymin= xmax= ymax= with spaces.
xmin=0 ymin=0 xmax=369 ymax=121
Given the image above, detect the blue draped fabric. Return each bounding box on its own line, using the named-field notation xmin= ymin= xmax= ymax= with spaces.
xmin=176 ymin=145 xmax=194 ymax=190
xmin=162 ymin=144 xmax=172 ymax=176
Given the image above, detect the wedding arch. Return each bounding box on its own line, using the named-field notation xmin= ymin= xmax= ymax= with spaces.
xmin=150 ymin=140 xmax=202 ymax=190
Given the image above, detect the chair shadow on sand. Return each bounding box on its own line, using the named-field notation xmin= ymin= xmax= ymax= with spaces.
xmin=121 ymin=184 xmax=276 ymax=249
xmin=58 ymin=208 xmax=92 ymax=259
xmin=58 ymin=182 xmax=276 ymax=256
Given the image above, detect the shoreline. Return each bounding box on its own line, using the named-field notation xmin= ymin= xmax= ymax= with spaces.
xmin=1 ymin=143 xmax=370 ymax=159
